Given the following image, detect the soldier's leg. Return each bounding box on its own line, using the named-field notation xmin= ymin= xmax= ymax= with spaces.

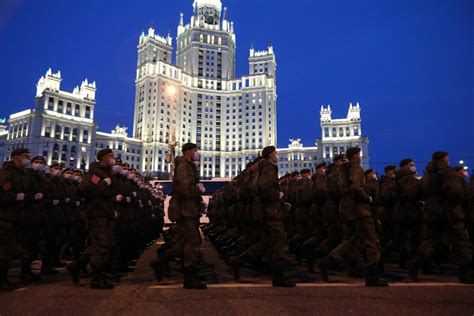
xmin=449 ymin=221 xmax=474 ymax=283
xmin=89 ymin=218 xmax=114 ymax=289
xmin=0 ymin=221 xmax=21 ymax=290
xmin=330 ymin=221 xmax=357 ymax=262
xmin=356 ymin=216 xmax=381 ymax=267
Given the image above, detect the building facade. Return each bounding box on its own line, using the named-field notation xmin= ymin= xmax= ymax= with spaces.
xmin=316 ymin=102 xmax=370 ymax=169
xmin=277 ymin=139 xmax=318 ymax=176
xmin=132 ymin=0 xmax=277 ymax=178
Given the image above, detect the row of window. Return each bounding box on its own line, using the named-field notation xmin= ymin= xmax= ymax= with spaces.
xmin=46 ymin=97 xmax=92 ymax=119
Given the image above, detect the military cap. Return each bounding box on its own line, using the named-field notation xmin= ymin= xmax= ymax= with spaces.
xmin=432 ymin=151 xmax=448 ymax=161
xmin=31 ymin=156 xmax=46 ymax=163
xmin=49 ymin=162 xmax=62 ymax=169
xmin=300 ymin=168 xmax=311 ymax=174
xmin=11 ymin=148 xmax=30 ymax=157
xmin=97 ymin=149 xmax=113 ymax=161
xmin=61 ymin=168 xmax=73 ymax=174
xmin=333 ymin=154 xmax=346 ymax=162
xmin=182 ymin=142 xmax=197 ymax=152
xmin=291 ymin=171 xmax=300 ymax=177
xmin=384 ymin=165 xmax=397 ymax=172
xmin=399 ymin=158 xmax=414 ymax=168
xmin=262 ymin=146 xmax=276 ymax=159
xmin=346 ymin=147 xmax=361 ymax=159
xmin=74 ymin=169 xmax=83 ymax=175
xmin=122 ymin=162 xmax=130 ymax=168
xmin=364 ymin=168 xmax=375 ymax=176
xmin=454 ymin=165 xmax=465 ymax=172
xmin=316 ymin=162 xmax=327 ymax=170
xmin=115 ymin=158 xmax=123 ymax=165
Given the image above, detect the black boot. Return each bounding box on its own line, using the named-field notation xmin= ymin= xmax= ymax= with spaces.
xmin=365 ymin=264 xmax=389 ymax=287
xmin=150 ymin=258 xmax=165 ymax=282
xmin=90 ymin=270 xmax=114 ymax=290
xmin=20 ymin=260 xmax=41 ymax=284
xmin=228 ymin=256 xmax=241 ymax=280
xmin=271 ymin=264 xmax=295 ymax=288
xmin=318 ymin=255 xmax=336 ymax=282
xmin=0 ymin=266 xmax=15 ymax=291
xmin=183 ymin=266 xmax=207 ymax=289
xmin=407 ymin=257 xmax=421 ymax=282
xmin=40 ymin=261 xmax=59 ymax=276
xmin=66 ymin=261 xmax=81 ymax=284
xmin=347 ymin=260 xmax=365 ymax=278
xmin=459 ymin=264 xmax=474 ymax=284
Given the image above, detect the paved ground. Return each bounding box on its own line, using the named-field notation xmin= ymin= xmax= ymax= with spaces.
xmin=1 ymin=232 xmax=473 ymax=316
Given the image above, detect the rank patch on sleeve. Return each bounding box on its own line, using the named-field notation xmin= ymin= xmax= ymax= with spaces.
xmin=91 ymin=175 xmax=100 ymax=185
xmin=2 ymin=181 xmax=12 ymax=191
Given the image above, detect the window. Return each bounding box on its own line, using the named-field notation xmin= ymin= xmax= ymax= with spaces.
xmin=354 ymin=126 xmax=359 ymax=136
xmin=324 ymin=127 xmax=329 ymax=138
xmin=85 ymin=106 xmax=91 ymax=118
xmin=58 ymin=100 xmax=64 ymax=113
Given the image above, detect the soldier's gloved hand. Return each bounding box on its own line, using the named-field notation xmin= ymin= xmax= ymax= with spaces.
xmin=103 ymin=178 xmax=112 ymax=186
xmin=16 ymin=193 xmax=25 ymax=201
xmin=279 ymin=192 xmax=284 ymax=200
xmin=138 ymin=200 xmax=143 ymax=208
xmin=76 ymin=201 xmax=81 ymax=207
xmin=132 ymin=191 xmax=137 ymax=197
xmin=197 ymin=183 xmax=206 ymax=193
xmin=115 ymin=194 xmax=124 ymax=202
xmin=65 ymin=197 xmax=71 ymax=203
xmin=34 ymin=193 xmax=43 ymax=200
xmin=284 ymin=202 xmax=292 ymax=211
xmin=114 ymin=210 xmax=118 ymax=218
xmin=151 ymin=214 xmax=156 ymax=219
xmin=53 ymin=199 xmax=60 ymax=206
xmin=148 ymin=200 xmax=152 ymax=206
xmin=126 ymin=197 xmax=131 ymax=203
xmin=368 ymin=196 xmax=373 ymax=204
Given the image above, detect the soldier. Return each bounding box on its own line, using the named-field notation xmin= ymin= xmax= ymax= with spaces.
xmin=0 ymin=148 xmax=31 ymax=290
xmin=319 ymin=147 xmax=388 ymax=287
xmin=19 ymin=155 xmax=47 ymax=283
xmin=70 ymin=149 xmax=117 ymax=289
xmin=408 ymin=152 xmax=474 ymax=283
xmin=378 ymin=165 xmax=399 ymax=252
xmin=393 ymin=158 xmax=423 ymax=268
xmin=289 ymin=168 xmax=313 ymax=252
xmin=41 ymin=163 xmax=65 ymax=275
xmin=256 ymin=146 xmax=295 ymax=287
xmin=151 ymin=143 xmax=206 ymax=289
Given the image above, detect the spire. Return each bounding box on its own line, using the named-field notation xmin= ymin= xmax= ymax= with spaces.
xmin=223 ymin=6 xmax=228 ymax=20
xmin=179 ymin=12 xmax=184 ymax=26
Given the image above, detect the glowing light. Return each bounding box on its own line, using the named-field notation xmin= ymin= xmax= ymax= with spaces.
xmin=459 ymin=160 xmax=464 ymax=165
xmin=166 ymin=85 xmax=177 ymax=96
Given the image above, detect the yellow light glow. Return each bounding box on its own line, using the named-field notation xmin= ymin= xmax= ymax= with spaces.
xmin=166 ymin=85 xmax=177 ymax=96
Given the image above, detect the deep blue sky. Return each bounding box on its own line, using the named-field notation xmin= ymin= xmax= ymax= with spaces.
xmin=1 ymin=0 xmax=473 ymax=172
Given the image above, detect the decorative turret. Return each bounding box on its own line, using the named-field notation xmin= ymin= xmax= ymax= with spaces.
xmin=320 ymin=105 xmax=332 ymax=122
xmin=36 ymin=68 xmax=62 ymax=97
xmin=347 ymin=102 xmax=361 ymax=121
xmin=80 ymin=78 xmax=96 ymax=100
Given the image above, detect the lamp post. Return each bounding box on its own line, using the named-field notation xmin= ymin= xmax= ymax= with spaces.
xmin=165 ymin=84 xmax=178 ymax=180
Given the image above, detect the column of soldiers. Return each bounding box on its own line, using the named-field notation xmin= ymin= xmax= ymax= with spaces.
xmin=0 ymin=148 xmax=165 ymax=291
xmin=204 ymin=147 xmax=474 ymax=286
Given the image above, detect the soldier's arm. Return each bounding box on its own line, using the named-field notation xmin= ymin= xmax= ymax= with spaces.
xmin=349 ymin=167 xmax=372 ymax=204
xmin=257 ymin=163 xmax=280 ymax=202
xmin=174 ymin=162 xmax=200 ymax=200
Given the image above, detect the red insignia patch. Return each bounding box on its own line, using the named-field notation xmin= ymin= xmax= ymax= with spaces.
xmin=91 ymin=175 xmax=100 ymax=185
xmin=2 ymin=181 xmax=12 ymax=191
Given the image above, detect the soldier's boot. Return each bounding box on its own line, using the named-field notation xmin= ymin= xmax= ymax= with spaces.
xmin=20 ymin=259 xmax=41 ymax=283
xmin=459 ymin=264 xmax=474 ymax=284
xmin=318 ymin=255 xmax=336 ymax=282
xmin=228 ymin=256 xmax=241 ymax=280
xmin=271 ymin=264 xmax=295 ymax=288
xmin=0 ymin=265 xmax=15 ymax=291
xmin=365 ymin=265 xmax=389 ymax=287
xmin=150 ymin=258 xmax=169 ymax=282
xmin=347 ymin=260 xmax=365 ymax=278
xmin=183 ymin=266 xmax=207 ymax=290
xmin=66 ymin=261 xmax=81 ymax=284
xmin=407 ymin=257 xmax=422 ymax=282
xmin=90 ymin=270 xmax=114 ymax=290
xmin=40 ymin=260 xmax=59 ymax=276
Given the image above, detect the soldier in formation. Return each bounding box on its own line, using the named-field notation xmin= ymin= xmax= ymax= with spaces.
xmin=0 ymin=148 xmax=164 ymax=290
xmin=204 ymin=147 xmax=474 ymax=286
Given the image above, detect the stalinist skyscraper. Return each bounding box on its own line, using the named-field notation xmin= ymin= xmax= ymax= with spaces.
xmin=132 ymin=0 xmax=277 ymax=178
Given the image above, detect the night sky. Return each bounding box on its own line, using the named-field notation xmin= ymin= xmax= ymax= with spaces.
xmin=0 ymin=0 xmax=472 ymax=173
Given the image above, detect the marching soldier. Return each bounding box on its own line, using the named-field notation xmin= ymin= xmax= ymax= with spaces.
xmin=151 ymin=143 xmax=206 ymax=289
xmin=319 ymin=147 xmax=388 ymax=287
xmin=0 ymin=148 xmax=31 ymax=290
